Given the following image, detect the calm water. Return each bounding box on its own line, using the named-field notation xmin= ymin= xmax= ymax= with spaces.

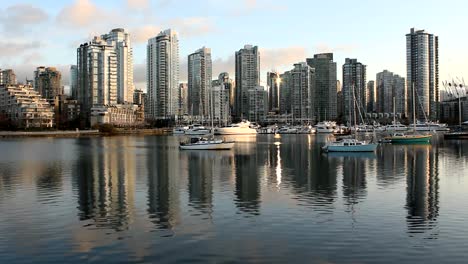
xmin=1 ymin=134 xmax=468 ymax=263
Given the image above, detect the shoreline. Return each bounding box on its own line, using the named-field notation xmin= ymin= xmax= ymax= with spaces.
xmin=0 ymin=129 xmax=171 ymax=138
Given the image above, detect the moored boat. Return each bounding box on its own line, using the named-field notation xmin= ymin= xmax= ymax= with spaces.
xmin=385 ymin=133 xmax=432 ymax=143
xmin=185 ymin=124 xmax=211 ymax=135
xmin=179 ymin=137 xmax=235 ymax=150
xmin=214 ymin=120 xmax=257 ymax=135
xmin=322 ymin=138 xmax=378 ymax=152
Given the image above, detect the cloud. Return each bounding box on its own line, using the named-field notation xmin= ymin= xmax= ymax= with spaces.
xmin=126 ymin=0 xmax=150 ymax=10
xmin=130 ymin=25 xmax=161 ymax=43
xmin=260 ymin=46 xmax=308 ymax=71
xmin=0 ymin=41 xmax=42 ymax=58
xmin=133 ymin=63 xmax=146 ymax=89
xmin=314 ymin=43 xmax=358 ymax=53
xmin=5 ymin=64 xmax=72 ymax=86
xmin=56 ymin=0 xmax=108 ymax=29
xmin=231 ymin=0 xmax=287 ymax=16
xmin=169 ymin=17 xmax=216 ymax=38
xmin=0 ymin=4 xmax=48 ymax=33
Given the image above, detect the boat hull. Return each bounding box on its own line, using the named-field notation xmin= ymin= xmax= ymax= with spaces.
xmin=179 ymin=142 xmax=235 ymax=150
xmin=389 ymin=135 xmax=432 ymax=143
xmin=325 ymin=144 xmax=378 ymax=152
xmin=214 ymin=129 xmax=257 ymax=135
xmin=185 ymin=130 xmax=211 ymax=135
xmin=444 ymin=132 xmax=468 ymax=140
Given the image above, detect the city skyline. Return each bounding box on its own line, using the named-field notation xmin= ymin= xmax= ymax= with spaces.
xmin=1 ymin=0 xmax=467 ymax=92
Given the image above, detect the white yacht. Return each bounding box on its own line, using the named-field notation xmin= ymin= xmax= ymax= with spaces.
xmin=214 ymin=121 xmax=257 ymax=135
xmin=173 ymin=126 xmax=188 ymax=135
xmin=322 ymin=138 xmax=378 ymax=152
xmin=185 ymin=124 xmax=211 ymax=135
xmin=316 ymin=121 xmax=337 ymax=133
xmin=385 ymin=122 xmax=408 ymax=132
xmin=179 ymin=137 xmax=234 ymax=150
xmin=414 ymin=121 xmax=450 ymax=131
xmin=277 ymin=126 xmax=298 ymax=134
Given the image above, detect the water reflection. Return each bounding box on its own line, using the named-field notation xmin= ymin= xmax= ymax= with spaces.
xmin=73 ymin=137 xmax=136 ymax=232
xmin=405 ymin=144 xmax=440 ymax=237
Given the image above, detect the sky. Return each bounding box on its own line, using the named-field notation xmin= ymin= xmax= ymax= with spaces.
xmin=1 ymin=0 xmax=467 ymax=93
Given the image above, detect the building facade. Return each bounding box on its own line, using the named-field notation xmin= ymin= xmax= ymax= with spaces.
xmin=406 ymin=28 xmax=439 ymax=121
xmin=101 ymin=28 xmax=135 ymax=104
xmin=211 ymin=84 xmax=231 ymax=125
xmin=290 ymin=62 xmax=315 ymax=122
xmin=179 ymin=83 xmax=188 ymax=116
xmin=147 ymin=29 xmax=180 ymax=120
xmin=34 ymin=67 xmax=63 ymax=100
xmin=235 ymin=45 xmax=260 ymax=119
xmin=367 ymin=80 xmax=375 ymax=113
xmin=77 ymin=36 xmax=118 ymax=118
xmin=342 ymin=58 xmax=366 ymax=124
xmin=90 ymin=104 xmax=144 ymax=127
xmin=247 ymin=86 xmax=267 ymax=123
xmin=306 ymin=53 xmax=337 ymax=121
xmin=188 ymin=47 xmax=212 ymax=118
xmin=279 ymin=71 xmax=291 ymax=115
xmin=218 ymin=72 xmax=234 ymax=114
xmin=267 ymin=71 xmax=280 ymax=113
xmin=0 ymin=69 xmax=17 ymax=86
xmin=70 ymin=65 xmax=78 ymax=99
xmin=0 ymin=84 xmax=54 ymax=128
xmin=376 ymin=70 xmax=406 ymax=115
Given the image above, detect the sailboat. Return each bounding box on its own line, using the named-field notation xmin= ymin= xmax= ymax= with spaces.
xmin=322 ymin=85 xmax=378 ymax=152
xmin=179 ymin=88 xmax=235 ymax=150
xmin=385 ymin=83 xmax=432 ymax=144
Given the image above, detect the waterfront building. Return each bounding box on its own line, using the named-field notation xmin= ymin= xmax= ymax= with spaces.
xmin=147 ymin=29 xmax=179 ymax=120
xmin=0 ymin=84 xmax=54 ymax=128
xmin=0 ymin=69 xmax=17 ymax=86
xmin=101 ymin=28 xmax=135 ymax=104
xmin=34 ymin=67 xmax=63 ymax=100
xmin=306 ymin=53 xmax=337 ymax=121
xmin=367 ymin=81 xmax=375 ymax=113
xmin=235 ymin=45 xmax=260 ymax=119
xmin=267 ymin=71 xmax=280 ymax=113
xmin=188 ymin=47 xmax=212 ymax=118
xmin=133 ymin=89 xmax=145 ymax=106
xmin=406 ymin=28 xmax=439 ymax=121
xmin=342 ymin=58 xmax=366 ymax=124
xmin=211 ymin=84 xmax=231 ymax=125
xmin=247 ymin=86 xmax=267 ymax=123
xmin=290 ymin=62 xmax=315 ymax=122
xmin=70 ymin=65 xmax=78 ymax=99
xmin=90 ymin=104 xmax=144 ymax=127
xmin=376 ymin=70 xmax=406 ymax=116
xmin=77 ymin=36 xmax=118 ymax=118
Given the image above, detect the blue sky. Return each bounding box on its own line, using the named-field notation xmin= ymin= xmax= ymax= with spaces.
xmin=1 ymin=0 xmax=467 ymax=91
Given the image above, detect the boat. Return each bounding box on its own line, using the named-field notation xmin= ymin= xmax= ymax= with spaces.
xmin=322 ymin=85 xmax=378 ymax=152
xmin=179 ymin=137 xmax=235 ymax=150
xmin=277 ymin=126 xmax=298 ymax=134
xmin=322 ymin=138 xmax=378 ymax=152
xmin=385 ymin=84 xmax=432 ymax=144
xmin=316 ymin=121 xmax=337 ymax=133
xmin=214 ymin=120 xmax=257 ymax=135
xmin=173 ymin=126 xmax=188 ymax=135
xmin=444 ymin=131 xmax=468 ymax=139
xmin=385 ymin=121 xmax=408 ymax=132
xmin=185 ymin=124 xmax=211 ymax=135
xmin=414 ymin=121 xmax=449 ymax=131
xmin=384 ymin=133 xmax=432 ymax=143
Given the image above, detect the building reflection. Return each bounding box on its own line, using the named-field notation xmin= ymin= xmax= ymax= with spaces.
xmin=405 ymin=144 xmax=439 ymax=237
xmin=338 ymin=153 xmax=373 ymax=206
xmin=36 ymin=162 xmax=63 ymax=202
xmin=234 ymin=142 xmax=262 ymax=216
xmin=376 ymin=145 xmax=408 ymax=186
xmin=73 ymin=137 xmax=136 ymax=232
xmin=146 ymin=136 xmax=181 ymax=230
xmin=185 ymin=151 xmax=214 ymax=214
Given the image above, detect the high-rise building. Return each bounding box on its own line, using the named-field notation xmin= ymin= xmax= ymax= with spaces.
xmin=235 ymin=45 xmax=260 ymax=119
xmin=406 ymin=28 xmax=439 ymax=121
xmin=101 ymin=28 xmax=134 ymax=104
xmin=0 ymin=69 xmax=17 ymax=86
xmin=133 ymin=89 xmax=145 ymax=106
xmin=147 ymin=29 xmax=180 ymax=120
xmin=179 ymin=83 xmax=188 ymax=115
xmin=218 ymin=72 xmax=234 ymax=113
xmin=279 ymin=71 xmax=291 ymax=115
xmin=34 ymin=67 xmax=63 ymax=100
xmin=290 ymin=62 xmax=315 ymax=122
xmin=367 ymin=80 xmax=375 ymax=113
xmin=267 ymin=72 xmax=280 ymax=113
xmin=70 ymin=65 xmax=78 ymax=99
xmin=188 ymin=47 xmax=212 ymax=117
xmin=342 ymin=58 xmax=366 ymax=124
xmin=376 ymin=70 xmax=406 ymax=115
xmin=247 ymin=86 xmax=267 ymax=122
xmin=77 ymin=36 xmax=118 ymax=117
xmin=306 ymin=53 xmax=337 ymax=121
xmin=211 ymin=84 xmax=231 ymax=125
